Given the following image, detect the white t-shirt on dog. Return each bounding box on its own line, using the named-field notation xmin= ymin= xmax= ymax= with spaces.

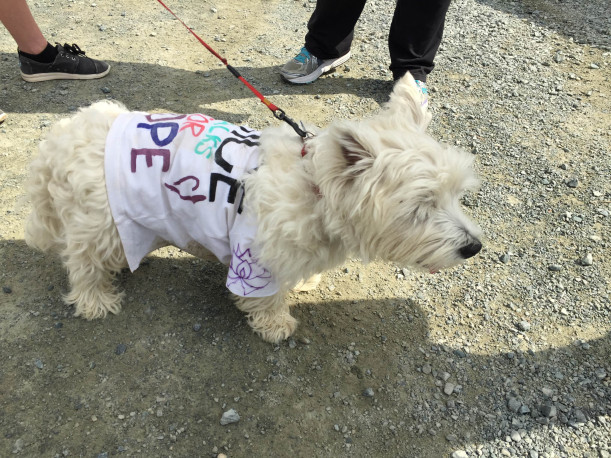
xmin=104 ymin=111 xmax=278 ymax=298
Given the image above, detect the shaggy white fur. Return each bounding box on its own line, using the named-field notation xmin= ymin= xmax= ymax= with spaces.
xmin=25 ymin=73 xmax=481 ymax=343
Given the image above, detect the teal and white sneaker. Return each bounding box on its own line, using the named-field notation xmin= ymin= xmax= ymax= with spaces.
xmin=280 ymin=47 xmax=351 ymax=84
xmin=414 ymin=79 xmax=429 ymax=112
xmin=0 ymin=108 xmax=6 ymax=124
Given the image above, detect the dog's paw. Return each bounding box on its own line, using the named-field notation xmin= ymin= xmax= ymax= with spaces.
xmin=68 ymin=290 xmax=124 ymax=320
xmin=248 ymin=310 xmax=297 ymax=343
xmin=292 ymin=274 xmax=322 ymax=292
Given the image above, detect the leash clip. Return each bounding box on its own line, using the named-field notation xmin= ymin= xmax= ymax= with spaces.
xmin=273 ymin=108 xmax=310 ymax=139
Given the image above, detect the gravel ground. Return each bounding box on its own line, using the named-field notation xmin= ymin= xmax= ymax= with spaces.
xmin=0 ymin=0 xmax=609 ymax=457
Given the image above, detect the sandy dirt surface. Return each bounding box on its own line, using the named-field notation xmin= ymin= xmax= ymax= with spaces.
xmin=1 ymin=0 xmax=609 ymax=457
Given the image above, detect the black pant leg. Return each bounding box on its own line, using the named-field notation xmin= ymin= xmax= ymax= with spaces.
xmin=304 ymin=0 xmax=367 ymax=59
xmin=389 ymin=0 xmax=452 ymax=81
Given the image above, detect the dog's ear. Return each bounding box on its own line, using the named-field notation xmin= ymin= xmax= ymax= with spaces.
xmin=387 ymin=73 xmax=432 ymax=129
xmin=338 ymin=128 xmax=375 ymax=170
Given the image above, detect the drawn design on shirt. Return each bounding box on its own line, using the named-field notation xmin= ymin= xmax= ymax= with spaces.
xmin=128 ymin=113 xmax=261 ymax=213
xmin=194 ymin=122 xmax=231 ymax=158
xmin=214 ymin=127 xmax=260 ymax=173
xmin=179 ymin=113 xmax=215 ymax=137
xmin=227 ymin=244 xmax=272 ymax=296
xmin=164 ymin=175 xmax=207 ymax=203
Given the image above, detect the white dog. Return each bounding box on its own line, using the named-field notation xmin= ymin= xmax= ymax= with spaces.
xmin=25 ymin=74 xmax=481 ymax=343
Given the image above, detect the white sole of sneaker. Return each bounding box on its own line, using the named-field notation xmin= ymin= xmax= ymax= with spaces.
xmin=20 ymin=66 xmax=111 ymax=83
xmin=282 ymin=52 xmax=351 ymax=84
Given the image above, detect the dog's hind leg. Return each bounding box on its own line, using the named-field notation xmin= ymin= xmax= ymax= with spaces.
xmin=234 ymin=293 xmax=297 ymax=343
xmin=292 ymin=273 xmax=322 ymax=292
xmin=62 ymin=220 xmax=127 ymax=320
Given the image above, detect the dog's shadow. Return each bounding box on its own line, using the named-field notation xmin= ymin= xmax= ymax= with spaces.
xmin=1 ymin=239 xmax=609 ymax=456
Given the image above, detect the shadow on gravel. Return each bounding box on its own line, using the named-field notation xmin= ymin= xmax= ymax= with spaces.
xmin=0 ymin=55 xmax=392 ymax=118
xmin=476 ymin=0 xmax=610 ymax=49
xmin=2 ymin=238 xmax=609 ymax=456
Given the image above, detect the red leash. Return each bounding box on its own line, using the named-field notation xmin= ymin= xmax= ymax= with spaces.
xmin=155 ymin=0 xmax=308 ymax=139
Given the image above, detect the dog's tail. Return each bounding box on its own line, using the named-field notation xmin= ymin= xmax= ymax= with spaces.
xmin=24 ymin=139 xmax=65 ymax=252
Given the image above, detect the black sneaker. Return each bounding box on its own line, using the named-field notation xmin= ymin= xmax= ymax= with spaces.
xmin=19 ymin=43 xmax=110 ymax=82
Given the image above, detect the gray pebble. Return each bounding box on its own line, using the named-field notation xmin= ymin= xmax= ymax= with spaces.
xmin=518 ymin=320 xmax=531 ymax=332
xmin=115 ymin=344 xmax=127 ymax=355
xmin=595 ymin=368 xmax=607 ymax=379
xmin=540 ymin=403 xmax=557 ymax=418
xmin=580 ymin=253 xmax=593 ymax=266
xmin=192 ymin=323 xmax=202 ymax=332
xmin=363 ymin=388 xmax=375 ymax=397
xmin=220 ymin=408 xmax=240 ymax=425
xmin=443 ymin=382 xmax=455 ymax=395
xmin=519 ymin=405 xmax=531 ymax=415
xmin=548 ymin=264 xmax=562 ymax=272
xmin=510 ymin=430 xmax=521 ymax=442
xmin=566 ymin=178 xmax=579 ymax=188
xmin=452 ymin=451 xmax=468 ymax=458
xmin=508 ymin=397 xmax=522 ymax=413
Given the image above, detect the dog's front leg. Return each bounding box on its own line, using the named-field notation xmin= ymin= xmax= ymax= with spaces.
xmin=234 ymin=292 xmax=297 ymax=343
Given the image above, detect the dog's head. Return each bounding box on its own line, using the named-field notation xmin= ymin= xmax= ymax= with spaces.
xmin=312 ymin=74 xmax=482 ymax=273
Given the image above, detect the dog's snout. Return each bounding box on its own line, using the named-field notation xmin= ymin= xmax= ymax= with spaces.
xmin=459 ymin=241 xmax=482 ymax=259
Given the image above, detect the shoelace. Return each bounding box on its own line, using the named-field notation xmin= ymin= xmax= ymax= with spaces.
xmin=60 ymin=43 xmax=87 ymax=56
xmin=295 ymin=48 xmax=312 ymax=64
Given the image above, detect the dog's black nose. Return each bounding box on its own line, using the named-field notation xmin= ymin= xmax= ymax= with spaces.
xmin=459 ymin=241 xmax=482 ymax=259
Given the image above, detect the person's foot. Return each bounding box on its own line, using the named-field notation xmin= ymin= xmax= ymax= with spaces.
xmin=0 ymin=108 xmax=6 ymax=124
xmin=19 ymin=43 xmax=110 ymax=82
xmin=280 ymin=47 xmax=351 ymax=84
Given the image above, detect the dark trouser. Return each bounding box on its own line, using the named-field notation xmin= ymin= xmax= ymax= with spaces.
xmin=304 ymin=0 xmax=451 ymax=82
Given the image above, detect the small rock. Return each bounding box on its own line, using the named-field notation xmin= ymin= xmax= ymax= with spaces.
xmin=566 ymin=178 xmax=579 ymax=188
xmin=220 ymin=408 xmax=240 ymax=425
xmin=580 ymin=253 xmax=593 ymax=266
xmin=12 ymin=438 xmax=24 ymax=454
xmin=508 ymin=397 xmax=522 ymax=413
xmin=595 ymin=368 xmax=607 ymax=379
xmin=548 ymin=264 xmax=562 ymax=272
xmin=510 ymin=430 xmax=521 ymax=442
xmin=540 ymin=403 xmax=557 ymax=418
xmin=518 ymin=320 xmax=531 ymax=332
xmin=452 ymin=451 xmax=468 ymax=458
xmin=34 ymin=359 xmax=44 ymax=369
xmin=115 ymin=344 xmax=127 ymax=355
xmin=192 ymin=323 xmax=202 ymax=331
xmin=499 ymin=253 xmax=510 ymax=263
xmin=422 ymin=364 xmax=432 ymax=374
xmin=2 ymin=286 xmax=12 ymax=294
xmin=443 ymin=382 xmax=455 ymax=395
xmin=541 ymin=387 xmax=554 ymax=397
xmin=453 ymin=349 xmax=467 ymax=358
xmin=519 ymin=405 xmax=531 ymax=415
xmin=362 ymin=388 xmax=375 ymax=397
